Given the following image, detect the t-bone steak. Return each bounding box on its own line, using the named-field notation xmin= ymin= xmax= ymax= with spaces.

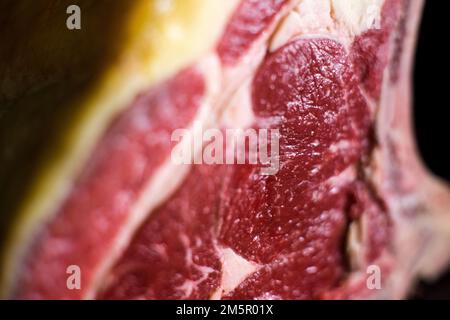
xmin=1 ymin=0 xmax=449 ymax=300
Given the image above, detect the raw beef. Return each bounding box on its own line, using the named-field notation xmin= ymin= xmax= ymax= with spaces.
xmin=2 ymin=0 xmax=450 ymax=300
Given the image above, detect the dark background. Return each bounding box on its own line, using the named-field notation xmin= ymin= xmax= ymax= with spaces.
xmin=415 ymin=1 xmax=449 ymax=181
xmin=413 ymin=1 xmax=450 ymax=299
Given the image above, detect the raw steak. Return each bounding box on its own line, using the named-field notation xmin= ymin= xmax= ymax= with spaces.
xmin=1 ymin=0 xmax=450 ymax=300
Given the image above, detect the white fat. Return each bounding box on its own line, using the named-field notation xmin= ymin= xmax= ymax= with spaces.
xmin=177 ymin=264 xmax=216 ymax=297
xmin=198 ymin=55 xmax=223 ymax=107
xmin=295 ymin=0 xmax=335 ymax=34
xmin=270 ymin=11 xmax=303 ymax=52
xmin=220 ymin=79 xmax=255 ymax=129
xmin=211 ymin=247 xmax=259 ymax=299
xmin=331 ymin=0 xmax=383 ymax=35
xmin=270 ymin=0 xmax=384 ymax=51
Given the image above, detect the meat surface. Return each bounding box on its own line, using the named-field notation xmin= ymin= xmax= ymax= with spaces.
xmin=2 ymin=0 xmax=450 ymax=300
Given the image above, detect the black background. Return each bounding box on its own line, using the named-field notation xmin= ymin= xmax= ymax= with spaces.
xmin=0 ymin=300 xmax=445 ymax=318
xmin=413 ymin=0 xmax=450 ymax=299
xmin=415 ymin=1 xmax=449 ymax=181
